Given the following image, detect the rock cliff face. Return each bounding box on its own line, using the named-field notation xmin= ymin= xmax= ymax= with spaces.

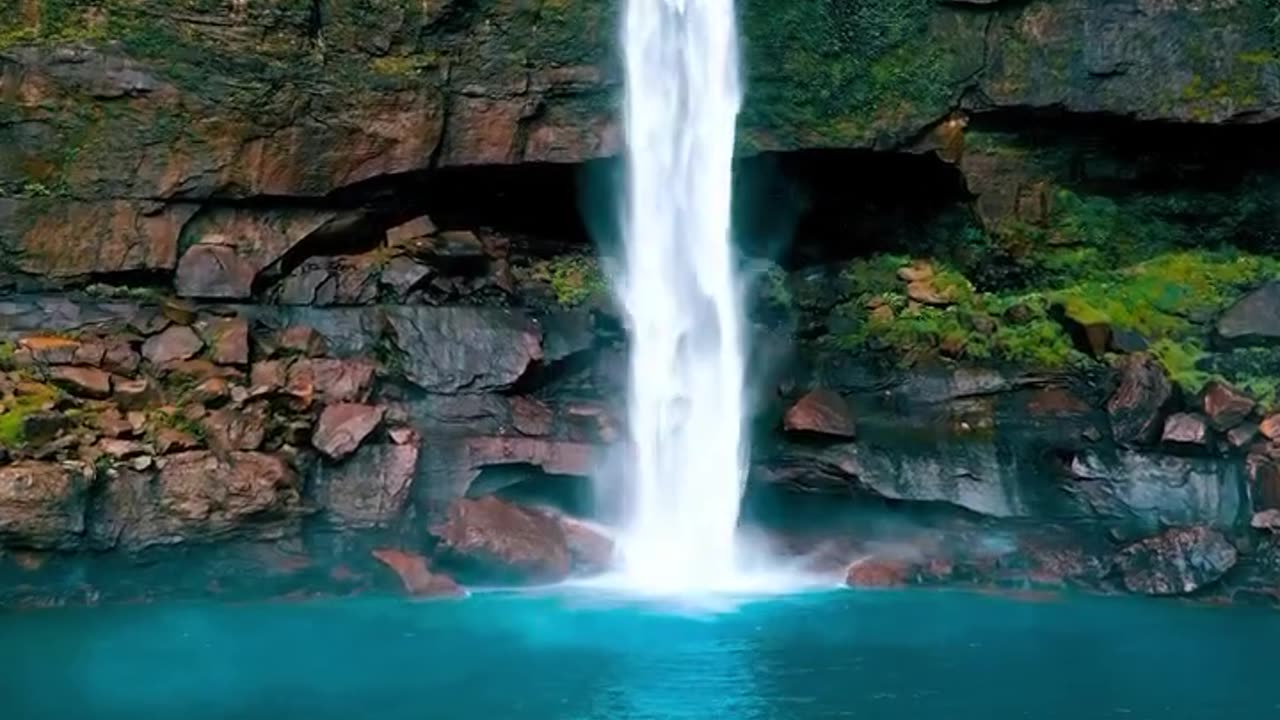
xmin=4 ymin=0 xmax=1280 ymax=605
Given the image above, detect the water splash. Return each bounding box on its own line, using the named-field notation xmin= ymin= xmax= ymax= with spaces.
xmin=612 ymin=0 xmax=748 ymax=593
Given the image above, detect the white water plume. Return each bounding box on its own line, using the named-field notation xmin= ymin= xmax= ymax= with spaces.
xmin=610 ymin=0 xmax=749 ymax=593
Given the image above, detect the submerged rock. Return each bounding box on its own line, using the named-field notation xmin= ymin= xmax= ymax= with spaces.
xmin=1115 ymin=526 xmax=1237 ymax=596
xmin=371 ymin=549 xmax=463 ymax=598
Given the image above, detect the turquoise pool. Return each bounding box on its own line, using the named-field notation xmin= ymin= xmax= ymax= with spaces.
xmin=1 ymin=589 xmax=1276 ymax=719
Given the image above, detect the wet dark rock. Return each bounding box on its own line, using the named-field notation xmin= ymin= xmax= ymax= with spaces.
xmin=175 ymin=243 xmax=258 ymax=300
xmin=1106 ymin=353 xmax=1173 ymax=446
xmin=1247 ymin=452 xmax=1280 ymax=512
xmin=431 ymin=496 xmax=572 ymax=584
xmin=1068 ymin=450 xmax=1246 ymax=532
xmin=1200 ymin=381 xmax=1254 ymax=431
xmin=385 ymin=307 xmax=543 ymax=394
xmin=783 ymin=388 xmax=856 ymax=439
xmin=1054 ymin=303 xmax=1111 ymax=357
xmin=1217 ymin=283 xmax=1280 ymax=347
xmin=1226 ymin=423 xmax=1260 ymax=450
xmin=1109 ymin=329 xmax=1149 ymax=354
xmin=316 ymin=442 xmax=418 ymax=529
xmin=17 ymin=413 xmax=66 ymax=447
xmin=1115 ymin=526 xmax=1237 ymax=596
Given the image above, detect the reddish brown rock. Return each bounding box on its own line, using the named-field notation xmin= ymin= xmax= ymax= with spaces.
xmin=1161 ymin=413 xmax=1211 ymax=449
xmin=102 ymin=338 xmax=142 ymax=376
xmin=1248 ymin=453 xmax=1280 ymax=512
xmin=190 ymin=377 xmax=231 ymax=405
xmin=1200 ymin=381 xmax=1255 ymax=431
xmin=200 ymin=404 xmax=268 ymax=453
xmin=565 ymin=402 xmax=620 ymax=443
xmin=312 ymin=403 xmax=385 ymax=460
xmin=511 ymin=396 xmax=554 ymax=436
xmin=783 ymin=389 xmax=856 ymax=439
xmin=93 ymin=407 xmax=135 ymax=439
xmin=250 ymin=360 xmax=290 ymax=393
xmin=48 ymin=366 xmax=111 ymax=399
xmin=371 ymin=549 xmax=462 ymax=598
xmin=463 ymin=437 xmax=595 ymax=478
xmin=72 ymin=339 xmax=107 ymax=367
xmin=1115 ymin=526 xmax=1237 ymax=596
xmin=153 ymin=427 xmax=201 ymax=455
xmin=276 ymin=326 xmax=330 ymax=358
xmin=286 ymin=359 xmax=376 ymax=403
xmin=141 ymin=325 xmax=203 ymax=365
xmin=431 ymin=496 xmax=572 ymax=584
xmin=1261 ymin=415 xmax=1280 ymax=441
xmin=319 ymin=443 xmax=418 ymax=528
xmin=175 ymin=243 xmax=257 ymax=300
xmin=96 ymin=438 xmax=149 ymax=459
xmin=846 ymin=558 xmax=911 ymax=588
xmin=92 ymin=452 xmax=303 ymax=550
xmin=0 ymin=461 xmax=88 ymax=549
xmin=202 ymin=316 xmax=250 ymax=366
xmin=17 ymin=335 xmax=80 ymax=365
xmin=1106 ymin=353 xmax=1173 ymax=446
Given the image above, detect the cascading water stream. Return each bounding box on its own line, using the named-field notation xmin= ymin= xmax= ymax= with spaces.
xmin=612 ymin=0 xmax=747 ymax=593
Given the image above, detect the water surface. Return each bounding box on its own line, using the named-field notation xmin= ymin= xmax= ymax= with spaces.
xmin=2 ymin=589 xmax=1276 ymax=719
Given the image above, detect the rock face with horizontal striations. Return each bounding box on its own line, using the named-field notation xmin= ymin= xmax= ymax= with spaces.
xmin=1115 ymin=526 xmax=1238 ymax=596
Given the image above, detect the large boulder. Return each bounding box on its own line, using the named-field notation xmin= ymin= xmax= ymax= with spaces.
xmin=316 ymin=442 xmax=419 ymax=529
xmin=1067 ymin=450 xmax=1247 ymax=532
xmin=1115 ymin=526 xmax=1238 ymax=596
xmin=1106 ymin=353 xmax=1173 ymax=446
xmin=0 ymin=462 xmax=89 ymax=550
xmin=1217 ymin=283 xmax=1280 ymax=347
xmin=384 ymin=307 xmax=543 ymax=394
xmin=430 ymin=496 xmax=572 ymax=584
xmin=91 ymin=452 xmax=303 ymax=550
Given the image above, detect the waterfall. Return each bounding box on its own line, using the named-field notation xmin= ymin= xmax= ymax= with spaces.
xmin=613 ymin=0 xmax=746 ymax=592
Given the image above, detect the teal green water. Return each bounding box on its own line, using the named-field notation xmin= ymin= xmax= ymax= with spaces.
xmin=1 ymin=589 xmax=1277 ymax=719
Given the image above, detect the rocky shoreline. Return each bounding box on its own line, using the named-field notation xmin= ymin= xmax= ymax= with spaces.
xmin=5 ymin=0 xmax=1280 ymax=607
